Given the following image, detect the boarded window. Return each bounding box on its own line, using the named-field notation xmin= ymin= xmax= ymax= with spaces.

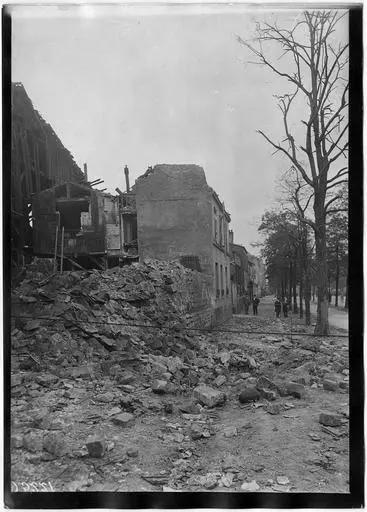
xmin=180 ymin=255 xmax=202 ymax=272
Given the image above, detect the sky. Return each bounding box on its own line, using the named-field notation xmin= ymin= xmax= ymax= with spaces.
xmin=11 ymin=5 xmax=348 ymax=255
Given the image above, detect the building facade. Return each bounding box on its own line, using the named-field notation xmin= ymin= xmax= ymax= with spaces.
xmin=230 ymin=237 xmax=250 ymax=313
xmin=134 ymin=164 xmax=232 ymax=325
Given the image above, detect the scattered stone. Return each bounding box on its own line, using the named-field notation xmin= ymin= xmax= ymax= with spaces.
xmin=276 ymin=476 xmax=290 ymax=485
xmin=164 ymin=403 xmax=174 ymax=414
xmin=223 ymin=426 xmax=238 ymax=438
xmin=36 ymin=374 xmax=59 ymax=387
xmin=323 ymin=379 xmax=338 ymax=392
xmin=69 ymin=366 xmax=92 ymax=379
xmin=256 ymin=376 xmax=278 ymax=392
xmin=247 ymin=356 xmax=257 ymax=369
xmin=193 ymin=385 xmax=226 ymax=408
xmin=11 ymin=374 xmax=23 ymax=387
xmin=86 ymin=434 xmax=106 ymax=458
xmin=339 ymin=381 xmax=349 ymax=391
xmin=43 ymin=432 xmax=67 ymax=457
xmin=200 ymin=473 xmax=218 ymax=489
xmin=241 ymin=480 xmax=260 ymax=491
xmin=272 ymin=484 xmax=291 ymax=492
xmin=319 ymin=412 xmax=343 ymax=427
xmin=265 ymin=403 xmax=282 ymax=415
xmin=24 ymin=319 xmax=41 ymax=331
xmin=239 ymin=387 xmax=260 ymax=404
xmin=258 ymin=388 xmax=277 ymax=401
xmin=120 ymin=384 xmax=135 ymax=393
xmin=95 ymin=392 xmax=115 ymax=403
xmin=220 ymin=473 xmax=234 ymax=487
xmin=11 ymin=433 xmax=23 ymax=448
xmin=285 ymin=382 xmax=306 ymax=399
xmin=23 ymin=432 xmax=44 ymax=452
xmin=190 ymin=424 xmax=204 ymax=440
xmin=152 ymin=379 xmax=169 ymax=394
xmin=111 ymin=412 xmax=134 ymax=427
xmin=127 ymin=447 xmax=139 ymax=458
xmin=19 ymin=356 xmax=40 ymax=371
xmin=179 ymin=401 xmax=201 ymax=415
xmin=214 ymin=375 xmax=227 ymax=387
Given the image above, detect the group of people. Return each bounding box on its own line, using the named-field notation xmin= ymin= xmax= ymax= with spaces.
xmin=241 ymin=294 xmax=291 ymax=318
xmin=243 ymin=295 xmax=260 ymax=316
xmin=274 ymin=296 xmax=290 ymax=318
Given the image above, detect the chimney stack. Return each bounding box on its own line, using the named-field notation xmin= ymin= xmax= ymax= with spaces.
xmin=124 ymin=165 xmax=130 ymax=193
xmin=83 ymin=163 xmax=88 ymax=181
xmin=229 ymin=230 xmax=234 ymax=245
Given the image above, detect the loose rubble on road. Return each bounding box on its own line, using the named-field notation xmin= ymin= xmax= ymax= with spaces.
xmin=10 ymin=260 xmax=349 ymax=492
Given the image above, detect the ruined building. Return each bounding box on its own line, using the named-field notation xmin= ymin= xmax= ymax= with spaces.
xmin=11 ymin=82 xmax=86 ymax=265
xmin=32 ymin=182 xmax=138 ymax=269
xmin=134 ymin=164 xmax=232 ymax=324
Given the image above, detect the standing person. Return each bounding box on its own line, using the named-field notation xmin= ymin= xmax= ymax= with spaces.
xmin=252 ymin=295 xmax=260 ymax=315
xmin=244 ymin=294 xmax=250 ymax=315
xmin=282 ymin=297 xmax=289 ymax=318
xmin=274 ymin=297 xmax=281 ymax=318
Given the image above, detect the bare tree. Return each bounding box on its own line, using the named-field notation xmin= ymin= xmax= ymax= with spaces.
xmin=238 ymin=10 xmax=348 ymax=334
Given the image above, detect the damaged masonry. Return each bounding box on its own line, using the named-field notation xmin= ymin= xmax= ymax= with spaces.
xmin=10 ymin=81 xmax=349 ymax=494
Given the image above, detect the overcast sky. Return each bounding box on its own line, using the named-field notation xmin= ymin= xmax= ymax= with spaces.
xmin=11 ymin=5 xmax=348 ymax=255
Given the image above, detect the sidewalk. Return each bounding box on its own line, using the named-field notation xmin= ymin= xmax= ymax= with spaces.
xmin=310 ymin=301 xmax=348 ymax=331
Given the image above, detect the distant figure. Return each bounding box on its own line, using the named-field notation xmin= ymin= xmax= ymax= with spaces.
xmin=252 ymin=295 xmax=260 ymax=315
xmin=274 ymin=297 xmax=282 ymax=318
xmin=244 ymin=294 xmax=250 ymax=315
xmin=283 ymin=298 xmax=289 ymax=318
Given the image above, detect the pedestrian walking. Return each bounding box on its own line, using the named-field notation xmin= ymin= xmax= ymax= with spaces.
xmin=274 ymin=297 xmax=281 ymax=318
xmin=244 ymin=294 xmax=250 ymax=315
xmin=283 ymin=297 xmax=289 ymax=318
xmin=252 ymin=295 xmax=260 ymax=315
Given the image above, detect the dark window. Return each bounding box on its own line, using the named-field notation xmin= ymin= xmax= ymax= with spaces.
xmin=180 ymin=255 xmax=202 ymax=272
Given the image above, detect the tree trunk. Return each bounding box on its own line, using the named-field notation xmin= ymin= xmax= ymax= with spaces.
xmin=328 ymin=275 xmax=332 ymax=303
xmin=304 ymin=271 xmax=311 ymax=326
xmin=314 ymin=196 xmax=329 ymax=335
xmin=312 ymin=285 xmax=315 ymax=302
xmin=299 ymin=273 xmax=304 ymax=319
xmin=344 ymin=271 xmax=348 ymax=309
xmin=335 ymin=242 xmax=339 ymax=307
xmin=292 ymin=260 xmax=298 ymax=313
xmin=288 ymin=262 xmax=292 ymax=303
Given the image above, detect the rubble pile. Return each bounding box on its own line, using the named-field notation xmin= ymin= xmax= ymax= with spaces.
xmin=10 ymin=268 xmax=349 ymax=492
xmin=11 ymin=259 xmax=257 ymax=395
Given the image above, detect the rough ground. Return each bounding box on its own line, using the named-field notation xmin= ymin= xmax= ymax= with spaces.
xmin=10 ymin=266 xmax=349 ymax=493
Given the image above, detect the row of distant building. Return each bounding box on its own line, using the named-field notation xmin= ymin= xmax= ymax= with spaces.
xmin=11 ymin=83 xmax=267 ymax=324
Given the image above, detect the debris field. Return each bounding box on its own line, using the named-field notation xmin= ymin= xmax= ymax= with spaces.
xmin=10 ymin=260 xmax=349 ymax=492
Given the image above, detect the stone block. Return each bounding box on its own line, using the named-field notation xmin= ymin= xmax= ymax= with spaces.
xmin=43 ymin=432 xmax=67 ymax=457
xmin=239 ymin=387 xmax=260 ymax=404
xmin=319 ymin=412 xmax=343 ymax=427
xmin=86 ymin=435 xmax=106 ymax=458
xmin=285 ymin=382 xmax=306 ymax=399
xmin=214 ymin=375 xmax=227 ymax=387
xmin=112 ymin=412 xmax=134 ymax=427
xmin=23 ymin=432 xmax=44 ymax=452
xmin=152 ymin=379 xmax=169 ymax=394
xmin=193 ymin=385 xmax=226 ymax=408
xmin=323 ymin=379 xmax=338 ymax=392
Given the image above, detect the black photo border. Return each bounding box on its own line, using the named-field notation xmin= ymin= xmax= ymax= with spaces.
xmin=2 ymin=3 xmax=364 ymax=508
